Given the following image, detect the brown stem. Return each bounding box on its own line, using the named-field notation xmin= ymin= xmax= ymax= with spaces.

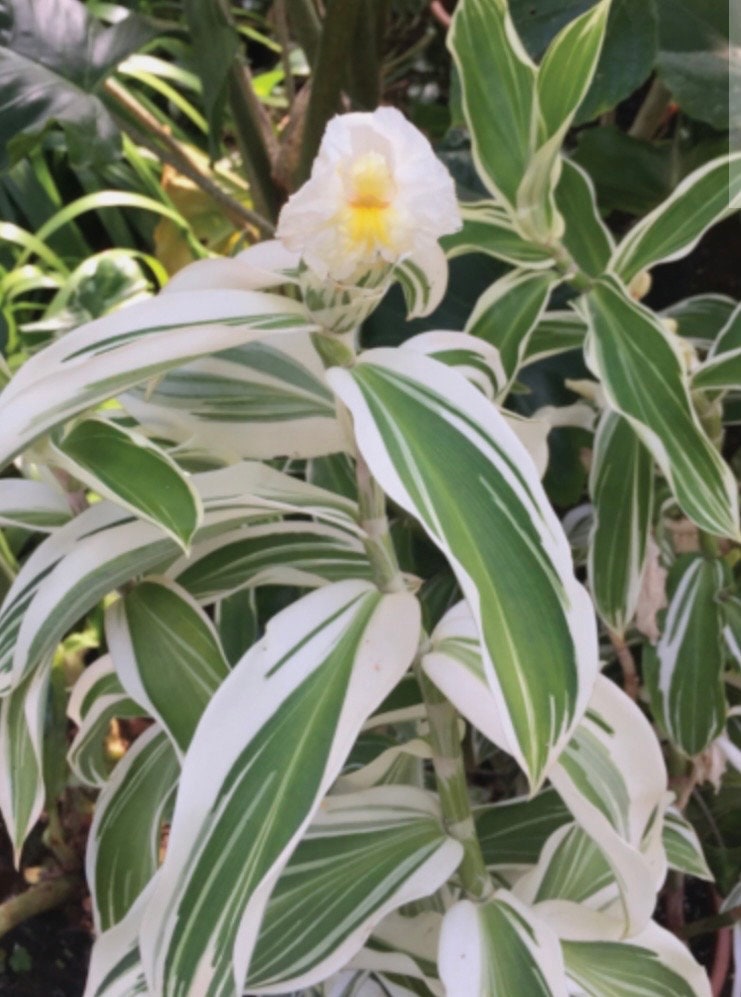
xmin=0 ymin=874 xmax=80 ymax=940
xmin=628 ymin=77 xmax=673 ymax=141
xmin=430 ymin=0 xmax=452 ymax=29
xmin=608 ymin=630 xmax=639 ymax=701
xmin=663 ymin=870 xmax=686 ymax=936
xmin=710 ymin=888 xmax=732 ymax=997
xmin=105 ymin=79 xmax=274 ymax=236
xmin=274 ymin=0 xmax=297 ymax=107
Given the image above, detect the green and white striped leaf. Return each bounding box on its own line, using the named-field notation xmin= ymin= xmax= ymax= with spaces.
xmin=515 ymin=823 xmax=615 ymax=910
xmin=424 ymin=610 xmax=667 ymax=935
xmin=168 ymin=522 xmax=371 ymax=604
xmin=644 ymin=554 xmax=727 ymax=756
xmin=87 ymin=726 xmax=179 ymax=932
xmin=83 ymin=881 xmax=152 ymax=997
xmin=582 ymin=277 xmax=740 ymax=540
xmin=449 ymin=0 xmax=537 ymax=209
xmin=138 ymin=580 xmax=421 ymax=997
xmin=0 ymin=478 xmax=71 ymax=531
xmin=439 ymin=891 xmax=568 ymax=996
xmin=662 ymin=294 xmax=737 ymax=351
xmin=105 ymin=579 xmax=229 ymax=756
xmin=52 ymin=418 xmax=202 ymax=549
xmin=555 ymin=159 xmax=613 ymax=278
xmin=611 ymin=154 xmax=741 ymax=282
xmin=0 ymin=288 xmax=315 ymax=470
xmin=522 ymin=311 xmax=588 ymax=366
xmin=517 ymin=1 xmax=609 ymax=240
xmin=692 ymin=348 xmax=741 ymax=393
xmin=708 ymin=300 xmax=741 ymax=358
xmin=549 ymin=675 xmax=668 ymax=933
xmin=0 ymin=462 xmax=359 ymax=694
xmin=400 ymin=331 xmax=506 ymax=400
xmin=560 ymin=918 xmax=712 ymax=997
xmin=0 ymin=666 xmax=49 ymax=864
xmin=463 ymin=270 xmax=557 ymax=394
xmin=474 ymin=789 xmax=571 ymax=873
xmin=67 ymin=655 xmax=146 ymax=789
xmin=720 ymin=593 xmax=741 ymax=667
xmin=663 ymin=808 xmax=713 ymax=881
xmin=121 ymin=333 xmax=344 ymax=462
xmin=245 ymin=787 xmax=462 ymax=991
xmin=394 ymin=243 xmax=450 ymax=319
xmin=443 ymin=201 xmax=555 ymax=270
xmin=588 ymin=410 xmax=655 ymax=635
xmin=329 ymin=351 xmax=599 ymax=789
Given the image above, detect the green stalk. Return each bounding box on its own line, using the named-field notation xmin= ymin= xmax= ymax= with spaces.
xmin=227 ymin=63 xmax=282 ymax=222
xmin=354 ymin=456 xmax=494 ymax=900
xmin=286 ymin=0 xmax=322 ymax=69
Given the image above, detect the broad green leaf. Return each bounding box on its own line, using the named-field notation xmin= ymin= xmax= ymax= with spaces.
xmin=443 ymin=200 xmax=555 ymax=270
xmin=474 ymin=789 xmax=571 ymax=871
xmin=561 ymin=919 xmax=712 ymax=997
xmin=555 ymin=159 xmax=613 ymax=278
xmin=0 ymin=462 xmax=359 ymax=693
xmin=611 ymin=155 xmax=741 ymax=283
xmin=709 ymin=302 xmax=741 ymax=358
xmin=53 ymin=417 xmax=202 ymax=549
xmin=663 ymin=294 xmax=737 ymax=351
xmin=0 ymin=666 xmax=48 ymax=864
xmin=0 ymin=0 xmax=157 ymax=168
xmin=656 ymin=0 xmax=740 ymax=131
xmin=329 ymin=352 xmax=599 ymax=789
xmin=138 ymin=581 xmax=421 ymax=997
xmin=0 ymin=478 xmax=71 ymax=531
xmin=182 ymin=0 xmax=238 ymax=160
xmin=464 ymin=269 xmax=556 ymax=393
xmin=121 ymin=333 xmax=345 ymax=462
xmin=522 ymin=311 xmax=588 ymax=366
xmin=449 ymin=0 xmax=537 ymax=208
xmin=588 ymin=410 xmax=654 ymax=635
xmin=106 ymin=578 xmax=229 ymax=756
xmin=644 ymin=554 xmax=727 ymax=756
xmin=0 ymin=288 xmax=315 ymax=470
xmin=245 ymin=787 xmax=462 ymax=991
xmin=510 ymin=0 xmax=658 ymax=125
xmin=439 ymin=892 xmax=568 ymax=996
xmin=169 ymin=522 xmax=371 ymax=604
xmin=663 ymin=808 xmax=713 ymax=881
xmin=581 ymin=278 xmax=740 ymax=540
xmin=87 ymin=726 xmax=179 ymax=932
xmin=66 ymin=654 xmax=146 ymax=789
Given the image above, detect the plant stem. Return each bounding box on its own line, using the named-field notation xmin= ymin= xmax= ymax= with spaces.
xmin=226 ymin=63 xmax=282 ymax=222
xmin=105 ymin=79 xmax=275 ymax=236
xmin=345 ymin=0 xmax=384 ymax=109
xmin=607 ymin=630 xmax=639 ymax=701
xmin=628 ymin=77 xmax=673 ymax=141
xmin=356 ymin=454 xmax=405 ymax=594
xmin=680 ymin=903 xmax=741 ymax=940
xmin=286 ymin=0 xmax=322 ymax=68
xmin=297 ymin=0 xmax=364 ymax=184
xmin=274 ymin=0 xmax=297 ymax=108
xmin=416 ymin=665 xmax=494 ymax=901
xmin=0 ymin=874 xmax=79 ymax=940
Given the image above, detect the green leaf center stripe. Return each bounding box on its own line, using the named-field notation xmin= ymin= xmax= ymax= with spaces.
xmin=352 ymin=363 xmax=578 ymax=780
xmin=150 ymin=593 xmax=381 ymax=996
xmin=562 ymin=939 xmax=697 ymax=997
xmin=557 ymin=725 xmax=631 ymax=838
xmin=480 ymin=901 xmax=553 ymax=995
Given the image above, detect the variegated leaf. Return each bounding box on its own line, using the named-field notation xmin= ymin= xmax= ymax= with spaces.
xmin=523 ymin=311 xmax=588 ymax=366
xmin=120 ymin=333 xmax=344 ymax=462
xmin=245 ymin=787 xmax=462 ymax=992
xmin=87 ymin=726 xmax=179 ymax=932
xmin=643 ymin=554 xmax=728 ymax=756
xmin=555 ymin=158 xmax=613 ymax=278
xmin=582 ymin=277 xmax=739 ymax=540
xmin=663 ymin=808 xmax=713 ymax=881
xmin=139 ymin=581 xmax=421 ymax=997
xmin=51 ymin=417 xmax=202 ymax=549
xmin=0 ymin=666 xmax=49 ymax=864
xmin=474 ymin=789 xmax=571 ymax=874
xmin=463 ymin=269 xmax=557 ymax=393
xmin=611 ymin=154 xmax=741 ymax=283
xmin=588 ymin=410 xmax=654 ymax=635
xmin=329 ymin=351 xmax=599 ymax=789
xmin=168 ymin=522 xmax=371 ymax=604
xmin=515 ymin=823 xmax=614 ymax=910
xmin=0 ymin=289 xmax=315 ymax=470
xmin=443 ymin=200 xmax=555 ymax=270
xmin=0 ymin=478 xmax=71 ymax=531
xmin=105 ymin=578 xmax=229 ymax=756
xmin=438 ymin=891 xmax=569 ymax=996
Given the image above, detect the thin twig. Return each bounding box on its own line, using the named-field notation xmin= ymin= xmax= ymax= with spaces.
xmin=274 ymin=0 xmax=296 ymax=108
xmin=607 ymin=629 xmax=639 ymax=701
xmin=0 ymin=874 xmax=80 ymax=940
xmin=105 ymin=79 xmax=275 ymax=236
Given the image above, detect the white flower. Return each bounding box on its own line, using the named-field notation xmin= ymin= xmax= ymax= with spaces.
xmin=276 ymin=107 xmax=461 ymax=283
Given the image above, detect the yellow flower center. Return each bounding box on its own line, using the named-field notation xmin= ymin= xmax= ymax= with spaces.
xmin=343 ymin=152 xmax=396 ymax=251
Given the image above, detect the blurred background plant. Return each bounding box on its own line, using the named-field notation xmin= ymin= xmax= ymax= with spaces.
xmin=0 ymin=0 xmax=738 ymax=993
